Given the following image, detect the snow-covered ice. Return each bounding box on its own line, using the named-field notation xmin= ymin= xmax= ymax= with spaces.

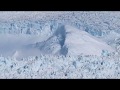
xmin=0 ymin=11 xmax=120 ymax=78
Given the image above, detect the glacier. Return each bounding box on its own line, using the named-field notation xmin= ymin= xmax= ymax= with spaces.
xmin=0 ymin=11 xmax=120 ymax=78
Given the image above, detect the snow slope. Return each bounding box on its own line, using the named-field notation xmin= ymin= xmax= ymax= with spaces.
xmin=0 ymin=11 xmax=118 ymax=58
xmin=0 ymin=24 xmax=114 ymax=59
xmin=32 ymin=25 xmax=114 ymax=56
xmin=63 ymin=25 xmax=114 ymax=56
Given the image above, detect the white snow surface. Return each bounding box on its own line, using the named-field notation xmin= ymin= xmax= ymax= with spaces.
xmin=0 ymin=11 xmax=120 ymax=78
xmin=63 ymin=25 xmax=114 ymax=56
xmin=0 ymin=54 xmax=119 ymax=79
xmin=0 ymin=25 xmax=114 ymax=59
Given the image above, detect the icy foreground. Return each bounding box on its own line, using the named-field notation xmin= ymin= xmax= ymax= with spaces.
xmin=0 ymin=11 xmax=120 ymax=78
xmin=0 ymin=54 xmax=120 ymax=79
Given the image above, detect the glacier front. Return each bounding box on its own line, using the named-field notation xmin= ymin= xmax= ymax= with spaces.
xmin=0 ymin=11 xmax=120 ymax=79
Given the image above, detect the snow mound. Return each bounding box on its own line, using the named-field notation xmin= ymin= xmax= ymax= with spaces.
xmin=34 ymin=25 xmax=114 ymax=56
